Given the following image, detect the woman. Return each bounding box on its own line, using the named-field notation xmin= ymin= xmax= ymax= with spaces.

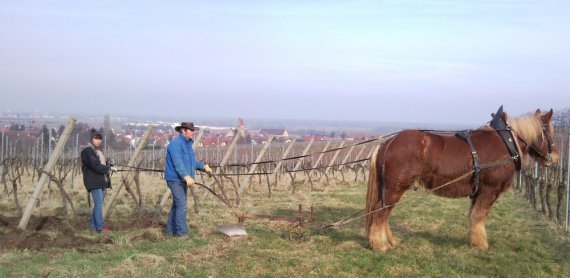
xmin=81 ymin=129 xmax=116 ymax=232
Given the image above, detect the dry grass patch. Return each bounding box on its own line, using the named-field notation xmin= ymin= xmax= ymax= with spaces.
xmin=130 ymin=228 xmax=165 ymax=243
xmin=334 ymin=240 xmax=361 ymax=250
xmin=178 ymin=236 xmax=246 ymax=266
xmin=107 ymin=253 xmax=168 ymax=276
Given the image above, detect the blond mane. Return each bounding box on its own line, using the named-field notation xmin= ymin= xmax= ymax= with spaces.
xmin=508 ymin=114 xmax=542 ymax=145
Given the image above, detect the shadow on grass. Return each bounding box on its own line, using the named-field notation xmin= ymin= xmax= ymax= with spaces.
xmin=318 ymin=205 xmax=470 ymax=250
xmin=312 ymin=205 xmax=369 ymax=248
xmin=256 ymin=205 xmax=470 ymax=250
xmin=312 ymin=222 xmax=467 ymax=250
xmin=315 ymin=227 xmax=369 ymax=248
xmin=399 ymin=230 xmax=467 ymax=248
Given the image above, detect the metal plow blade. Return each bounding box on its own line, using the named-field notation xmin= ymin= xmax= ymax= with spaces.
xmin=216 ymin=223 xmax=247 ymax=237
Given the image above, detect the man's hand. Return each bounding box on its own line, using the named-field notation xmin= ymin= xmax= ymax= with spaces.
xmin=110 ymin=166 xmax=118 ymax=173
xmin=204 ymin=164 xmax=213 ymax=177
xmin=183 ymin=176 xmax=195 ymax=187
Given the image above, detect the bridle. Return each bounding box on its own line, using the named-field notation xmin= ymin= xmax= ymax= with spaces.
xmin=538 ymin=122 xmax=554 ymax=162
xmin=512 ymin=122 xmax=554 ymax=162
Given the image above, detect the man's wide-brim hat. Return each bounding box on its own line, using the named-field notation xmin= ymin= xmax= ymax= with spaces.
xmin=175 ymin=122 xmax=195 ymax=132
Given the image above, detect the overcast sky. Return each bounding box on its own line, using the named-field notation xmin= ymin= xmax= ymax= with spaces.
xmin=0 ymin=1 xmax=568 ymax=125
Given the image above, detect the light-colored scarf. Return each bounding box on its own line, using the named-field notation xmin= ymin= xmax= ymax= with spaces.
xmin=88 ymin=143 xmax=106 ymax=165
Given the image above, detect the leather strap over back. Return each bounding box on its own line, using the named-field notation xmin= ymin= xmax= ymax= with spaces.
xmin=456 ymin=130 xmax=480 ymax=198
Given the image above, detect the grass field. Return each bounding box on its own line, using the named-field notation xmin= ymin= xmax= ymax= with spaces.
xmin=1 ymin=179 xmax=569 ymax=277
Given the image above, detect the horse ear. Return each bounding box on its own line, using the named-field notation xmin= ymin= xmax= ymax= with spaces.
xmin=491 ymin=113 xmax=495 ymax=118
xmin=502 ymin=111 xmax=509 ymax=122
xmin=535 ymin=109 xmax=541 ymax=116
xmin=542 ymin=109 xmax=553 ymax=122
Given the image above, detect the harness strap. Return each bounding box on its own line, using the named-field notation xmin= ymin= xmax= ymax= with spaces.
xmin=456 ymin=130 xmax=481 ymax=198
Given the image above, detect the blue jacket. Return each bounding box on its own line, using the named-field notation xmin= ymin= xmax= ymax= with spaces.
xmin=164 ymin=134 xmax=205 ymax=181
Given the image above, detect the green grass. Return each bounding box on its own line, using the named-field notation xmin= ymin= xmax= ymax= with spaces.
xmin=1 ymin=182 xmax=569 ymax=277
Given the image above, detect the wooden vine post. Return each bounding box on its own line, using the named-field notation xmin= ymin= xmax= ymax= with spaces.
xmin=202 ymin=126 xmax=243 ymax=201
xmin=237 ymin=135 xmax=275 ymax=195
xmin=350 ymin=143 xmax=368 ymax=181
xmin=335 ymin=143 xmax=356 ymax=183
xmin=302 ymin=140 xmax=332 ymax=188
xmin=318 ymin=141 xmax=345 ymax=186
xmin=18 ymin=117 xmax=76 ymax=230
xmin=289 ymin=138 xmax=314 ymax=192
xmin=103 ymin=125 xmax=154 ymax=219
xmin=270 ymin=138 xmax=297 ymax=189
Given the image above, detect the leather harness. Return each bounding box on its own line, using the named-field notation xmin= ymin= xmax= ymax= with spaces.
xmin=455 ymin=105 xmax=522 ymax=198
xmin=377 ymin=106 xmax=525 ymax=206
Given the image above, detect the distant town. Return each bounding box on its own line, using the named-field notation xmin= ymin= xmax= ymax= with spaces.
xmin=0 ymin=111 xmax=390 ymax=151
xmin=2 ymin=109 xmax=568 ymax=151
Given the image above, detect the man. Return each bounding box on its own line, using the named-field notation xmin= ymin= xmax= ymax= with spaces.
xmin=81 ymin=129 xmax=117 ymax=232
xmin=164 ymin=122 xmax=213 ymax=238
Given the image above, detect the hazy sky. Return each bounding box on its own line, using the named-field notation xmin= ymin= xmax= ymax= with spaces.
xmin=1 ymin=1 xmax=568 ymax=125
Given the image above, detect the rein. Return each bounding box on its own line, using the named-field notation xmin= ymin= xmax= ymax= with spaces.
xmin=323 ymin=156 xmax=516 ymax=229
xmin=116 ymin=165 xmax=165 ymax=173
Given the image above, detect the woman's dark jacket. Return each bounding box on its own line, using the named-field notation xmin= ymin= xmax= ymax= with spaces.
xmin=81 ymin=147 xmax=111 ymax=191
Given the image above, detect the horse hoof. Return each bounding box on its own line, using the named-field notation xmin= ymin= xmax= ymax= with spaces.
xmin=388 ymin=237 xmax=399 ymax=247
xmin=470 ymin=242 xmax=489 ymax=251
xmin=369 ymin=240 xmax=392 ymax=251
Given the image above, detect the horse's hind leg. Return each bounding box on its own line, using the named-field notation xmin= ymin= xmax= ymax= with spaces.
xmin=468 ymin=189 xmax=500 ymax=251
xmin=369 ymin=205 xmax=395 ymax=251
xmin=385 ymin=216 xmax=396 ymax=247
xmin=369 ymin=190 xmax=405 ymax=250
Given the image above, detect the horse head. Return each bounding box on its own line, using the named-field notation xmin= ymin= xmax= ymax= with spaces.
xmin=502 ymin=108 xmax=557 ymax=167
xmin=516 ymin=109 xmax=557 ymax=166
xmin=533 ymin=109 xmax=558 ymax=166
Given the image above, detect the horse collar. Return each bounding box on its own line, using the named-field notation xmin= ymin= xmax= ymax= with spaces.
xmin=489 ymin=106 xmax=521 ymax=170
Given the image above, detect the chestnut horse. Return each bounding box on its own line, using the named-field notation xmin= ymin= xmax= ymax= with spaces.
xmin=365 ymin=108 xmax=557 ymax=251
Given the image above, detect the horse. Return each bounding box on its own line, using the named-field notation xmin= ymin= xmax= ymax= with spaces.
xmin=365 ymin=107 xmax=557 ymax=251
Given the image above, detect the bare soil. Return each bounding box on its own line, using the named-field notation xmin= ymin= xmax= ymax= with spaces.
xmin=0 ymin=214 xmax=164 ymax=251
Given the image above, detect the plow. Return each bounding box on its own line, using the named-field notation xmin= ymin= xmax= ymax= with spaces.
xmin=214 ymin=204 xmax=315 ymax=240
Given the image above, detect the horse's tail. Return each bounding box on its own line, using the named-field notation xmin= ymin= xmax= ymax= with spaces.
xmin=365 ymin=146 xmax=380 ymax=236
